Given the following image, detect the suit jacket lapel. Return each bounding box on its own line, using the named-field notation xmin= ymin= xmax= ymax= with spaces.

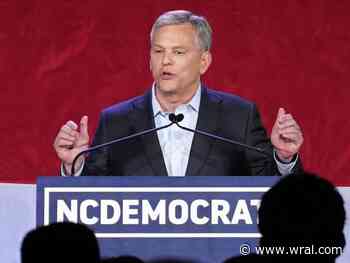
xmin=130 ymin=90 xmax=168 ymax=176
xmin=185 ymin=87 xmax=222 ymax=176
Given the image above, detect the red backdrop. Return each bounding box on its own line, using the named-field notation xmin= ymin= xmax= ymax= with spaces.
xmin=1 ymin=0 xmax=349 ymax=185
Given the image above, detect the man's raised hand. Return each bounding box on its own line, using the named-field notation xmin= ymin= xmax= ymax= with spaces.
xmin=271 ymin=108 xmax=303 ymax=162
xmin=53 ymin=116 xmax=89 ymax=175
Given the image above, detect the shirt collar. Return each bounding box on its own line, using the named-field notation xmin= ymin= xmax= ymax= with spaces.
xmin=152 ymin=83 xmax=201 ymax=117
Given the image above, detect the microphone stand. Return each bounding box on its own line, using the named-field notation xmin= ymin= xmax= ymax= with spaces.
xmin=169 ymin=113 xmax=269 ymax=156
xmin=70 ymin=121 xmax=174 ymax=175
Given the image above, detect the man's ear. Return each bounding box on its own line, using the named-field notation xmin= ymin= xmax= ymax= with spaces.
xmin=200 ymin=51 xmax=212 ymax=75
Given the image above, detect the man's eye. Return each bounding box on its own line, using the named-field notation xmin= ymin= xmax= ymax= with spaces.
xmin=154 ymin=49 xmax=163 ymax=53
xmin=174 ymin=50 xmax=185 ymax=55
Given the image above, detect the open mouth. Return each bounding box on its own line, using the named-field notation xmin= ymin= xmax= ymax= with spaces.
xmin=161 ymin=71 xmax=175 ymax=80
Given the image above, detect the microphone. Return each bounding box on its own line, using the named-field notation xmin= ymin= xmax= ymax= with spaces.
xmin=168 ymin=113 xmax=269 ymax=156
xmin=169 ymin=113 xmax=184 ymax=123
xmin=70 ymin=120 xmax=175 ymax=175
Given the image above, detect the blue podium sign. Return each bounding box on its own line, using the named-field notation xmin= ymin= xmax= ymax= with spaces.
xmin=37 ymin=176 xmax=279 ymax=262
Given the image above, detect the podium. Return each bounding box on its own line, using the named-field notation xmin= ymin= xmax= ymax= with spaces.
xmin=37 ymin=176 xmax=280 ymax=262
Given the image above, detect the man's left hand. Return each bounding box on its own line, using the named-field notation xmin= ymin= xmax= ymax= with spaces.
xmin=271 ymin=108 xmax=303 ymax=162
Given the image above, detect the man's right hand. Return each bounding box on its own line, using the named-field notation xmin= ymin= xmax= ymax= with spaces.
xmin=53 ymin=116 xmax=90 ymax=175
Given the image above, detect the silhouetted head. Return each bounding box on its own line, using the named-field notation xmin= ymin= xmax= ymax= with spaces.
xmin=21 ymin=222 xmax=100 ymax=263
xmin=258 ymin=172 xmax=345 ymax=260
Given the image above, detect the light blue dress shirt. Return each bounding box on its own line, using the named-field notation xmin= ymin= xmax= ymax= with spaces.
xmin=152 ymin=85 xmax=201 ymax=177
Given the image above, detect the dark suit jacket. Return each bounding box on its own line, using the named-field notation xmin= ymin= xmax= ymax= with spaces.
xmin=83 ymin=86 xmax=299 ymax=176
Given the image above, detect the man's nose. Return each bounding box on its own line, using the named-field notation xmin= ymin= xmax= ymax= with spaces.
xmin=162 ymin=52 xmax=173 ymax=65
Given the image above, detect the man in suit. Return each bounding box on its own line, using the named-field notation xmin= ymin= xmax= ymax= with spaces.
xmin=53 ymin=10 xmax=303 ymax=177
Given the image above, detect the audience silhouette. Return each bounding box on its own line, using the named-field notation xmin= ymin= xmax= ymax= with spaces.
xmin=224 ymin=172 xmax=346 ymax=263
xmin=21 ymin=222 xmax=100 ymax=263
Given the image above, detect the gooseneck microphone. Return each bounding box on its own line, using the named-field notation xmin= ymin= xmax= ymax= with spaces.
xmin=70 ymin=119 xmax=175 ymax=175
xmin=168 ymin=113 xmax=269 ymax=156
xmin=169 ymin=113 xmax=184 ymax=123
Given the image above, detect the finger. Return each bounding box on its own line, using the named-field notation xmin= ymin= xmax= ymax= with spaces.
xmin=58 ymin=133 xmax=77 ymax=142
xmin=61 ymin=125 xmax=79 ymax=137
xmin=279 ymin=127 xmax=302 ymax=135
xmin=279 ymin=114 xmax=294 ymax=122
xmin=280 ymin=132 xmax=302 ymax=142
xmin=66 ymin=120 xmax=78 ymax=130
xmin=278 ymin=121 xmax=301 ymax=131
xmin=56 ymin=138 xmax=75 ymax=147
xmin=277 ymin=107 xmax=286 ymax=121
xmin=80 ymin=116 xmax=89 ymax=137
xmin=280 ymin=131 xmax=299 ymax=138
xmin=278 ymin=119 xmax=296 ymax=128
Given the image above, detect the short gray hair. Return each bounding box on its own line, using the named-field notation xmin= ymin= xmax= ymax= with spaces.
xmin=150 ymin=10 xmax=212 ymax=51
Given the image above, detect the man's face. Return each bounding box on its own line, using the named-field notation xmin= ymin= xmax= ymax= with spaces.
xmin=150 ymin=23 xmax=211 ymax=97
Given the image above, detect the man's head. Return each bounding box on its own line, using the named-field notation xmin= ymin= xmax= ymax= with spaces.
xmin=150 ymin=10 xmax=212 ymax=52
xmin=150 ymin=10 xmax=212 ymax=101
xmin=258 ymin=172 xmax=345 ymax=260
xmin=21 ymin=222 xmax=100 ymax=263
